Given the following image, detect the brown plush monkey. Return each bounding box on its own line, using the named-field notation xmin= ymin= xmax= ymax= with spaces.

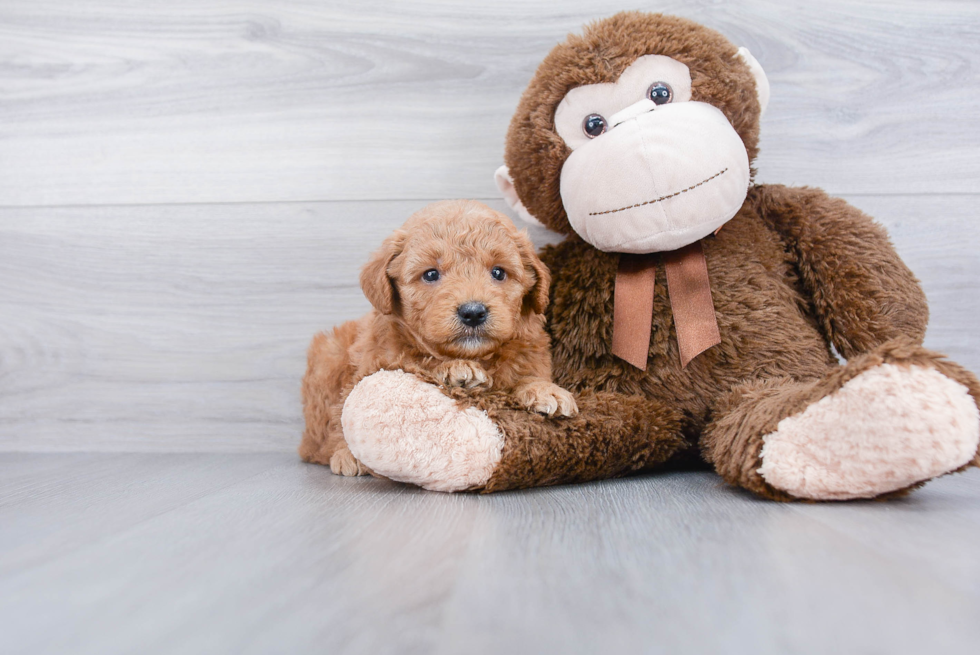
xmin=336 ymin=12 xmax=980 ymax=500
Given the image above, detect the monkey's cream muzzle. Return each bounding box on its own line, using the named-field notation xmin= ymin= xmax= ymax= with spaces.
xmin=559 ymin=101 xmax=750 ymax=254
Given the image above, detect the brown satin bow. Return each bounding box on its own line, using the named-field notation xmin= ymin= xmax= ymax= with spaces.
xmin=611 ymin=240 xmax=721 ymax=370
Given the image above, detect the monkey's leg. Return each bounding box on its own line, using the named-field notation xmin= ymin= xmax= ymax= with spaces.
xmin=702 ymin=338 xmax=980 ymax=501
xmin=340 ymin=369 xmax=686 ymax=492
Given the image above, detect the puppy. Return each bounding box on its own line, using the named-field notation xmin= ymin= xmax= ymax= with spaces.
xmin=300 ymin=200 xmax=578 ymax=476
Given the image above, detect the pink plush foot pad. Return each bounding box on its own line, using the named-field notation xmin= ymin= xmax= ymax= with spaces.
xmin=342 ymin=370 xmax=504 ymax=492
xmin=759 ymin=364 xmax=980 ymax=500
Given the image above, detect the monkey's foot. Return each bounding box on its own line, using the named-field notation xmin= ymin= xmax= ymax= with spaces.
xmin=341 ymin=370 xmax=504 ymax=492
xmin=759 ymin=363 xmax=980 ymax=500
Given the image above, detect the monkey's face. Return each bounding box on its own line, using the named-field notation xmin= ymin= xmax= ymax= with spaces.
xmin=496 ymin=13 xmax=770 ymax=253
xmin=553 ymin=55 xmax=753 ymax=253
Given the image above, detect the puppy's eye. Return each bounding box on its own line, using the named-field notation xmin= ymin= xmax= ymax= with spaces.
xmin=422 ymin=269 xmax=440 ymax=283
xmin=491 ymin=266 xmax=506 ymax=281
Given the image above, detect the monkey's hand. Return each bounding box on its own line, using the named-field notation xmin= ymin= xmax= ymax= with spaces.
xmin=434 ymin=360 xmax=492 ymax=389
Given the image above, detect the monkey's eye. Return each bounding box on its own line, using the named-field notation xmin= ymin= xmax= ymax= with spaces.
xmin=491 ymin=266 xmax=507 ymax=281
xmin=648 ymin=82 xmax=673 ymax=105
xmin=582 ymin=114 xmax=607 ymax=138
xmin=422 ymin=269 xmax=440 ymax=283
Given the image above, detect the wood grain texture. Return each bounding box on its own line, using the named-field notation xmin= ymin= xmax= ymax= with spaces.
xmin=1 ymin=454 xmax=978 ymax=655
xmin=1 ymin=196 xmax=976 ymax=452
xmin=1 ymin=0 xmax=979 ymax=206
xmin=0 ymin=452 xmax=288 ymax=575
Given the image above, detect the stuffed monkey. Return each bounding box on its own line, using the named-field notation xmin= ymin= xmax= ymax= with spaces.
xmin=335 ymin=12 xmax=980 ymax=500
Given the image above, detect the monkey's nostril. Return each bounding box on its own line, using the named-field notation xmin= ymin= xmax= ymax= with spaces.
xmin=458 ymin=302 xmax=488 ymax=328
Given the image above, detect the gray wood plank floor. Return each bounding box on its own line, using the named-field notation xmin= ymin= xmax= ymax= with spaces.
xmin=2 ymin=2 xmax=979 ymax=653
xmin=2 ymin=453 xmax=979 ymax=655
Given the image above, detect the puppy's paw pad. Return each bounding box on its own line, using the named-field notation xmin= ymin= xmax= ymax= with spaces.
xmin=330 ymin=448 xmax=368 ymax=477
xmin=518 ymin=382 xmax=579 ymax=417
xmin=554 ymin=388 xmax=579 ymax=418
xmin=436 ymin=361 xmax=491 ymax=389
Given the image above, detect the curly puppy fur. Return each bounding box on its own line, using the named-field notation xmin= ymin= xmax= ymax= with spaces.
xmin=300 ymin=200 xmax=577 ymax=475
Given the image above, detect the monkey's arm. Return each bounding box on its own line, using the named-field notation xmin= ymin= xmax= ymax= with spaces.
xmin=341 ymin=369 xmax=686 ymax=492
xmin=754 ymin=184 xmax=928 ymax=359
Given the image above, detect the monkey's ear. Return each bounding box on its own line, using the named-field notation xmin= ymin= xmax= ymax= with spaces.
xmin=360 ymin=230 xmax=406 ymax=315
xmin=495 ymin=165 xmax=545 ymax=227
xmin=517 ymin=229 xmax=551 ymax=315
xmin=736 ymin=47 xmax=770 ymax=117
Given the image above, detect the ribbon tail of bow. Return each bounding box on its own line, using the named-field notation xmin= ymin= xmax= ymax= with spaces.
xmin=663 ymin=240 xmax=721 ymax=368
xmin=611 ymin=241 xmax=721 ymax=370
xmin=611 ymin=253 xmax=658 ymax=370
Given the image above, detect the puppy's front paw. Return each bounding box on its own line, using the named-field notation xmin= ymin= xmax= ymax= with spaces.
xmin=330 ymin=446 xmax=369 ymax=477
xmin=516 ymin=380 xmax=579 ymax=417
xmin=435 ymin=360 xmax=492 ymax=389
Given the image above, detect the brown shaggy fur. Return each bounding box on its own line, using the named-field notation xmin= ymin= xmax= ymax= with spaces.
xmin=434 ymin=12 xmax=979 ymax=497
xmin=300 ymin=200 xmax=577 ymax=475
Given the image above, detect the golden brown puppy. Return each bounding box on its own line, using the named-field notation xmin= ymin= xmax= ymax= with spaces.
xmin=300 ymin=200 xmax=577 ymax=476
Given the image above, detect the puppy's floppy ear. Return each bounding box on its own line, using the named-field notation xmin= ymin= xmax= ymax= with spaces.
xmin=517 ymin=229 xmax=551 ymax=314
xmin=360 ymin=230 xmax=406 ymax=314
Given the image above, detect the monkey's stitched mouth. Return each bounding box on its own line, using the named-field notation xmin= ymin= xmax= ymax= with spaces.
xmin=588 ymin=168 xmax=728 ymax=216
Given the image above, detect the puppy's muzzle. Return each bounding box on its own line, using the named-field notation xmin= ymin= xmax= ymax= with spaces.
xmin=457 ymin=302 xmax=488 ymax=328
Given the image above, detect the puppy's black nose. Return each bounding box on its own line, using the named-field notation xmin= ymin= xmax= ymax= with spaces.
xmin=458 ymin=302 xmax=488 ymax=328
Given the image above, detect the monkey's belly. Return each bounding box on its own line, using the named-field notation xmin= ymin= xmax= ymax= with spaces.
xmin=550 ymin=261 xmax=833 ymax=420
xmin=554 ymin=288 xmax=833 ymax=409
